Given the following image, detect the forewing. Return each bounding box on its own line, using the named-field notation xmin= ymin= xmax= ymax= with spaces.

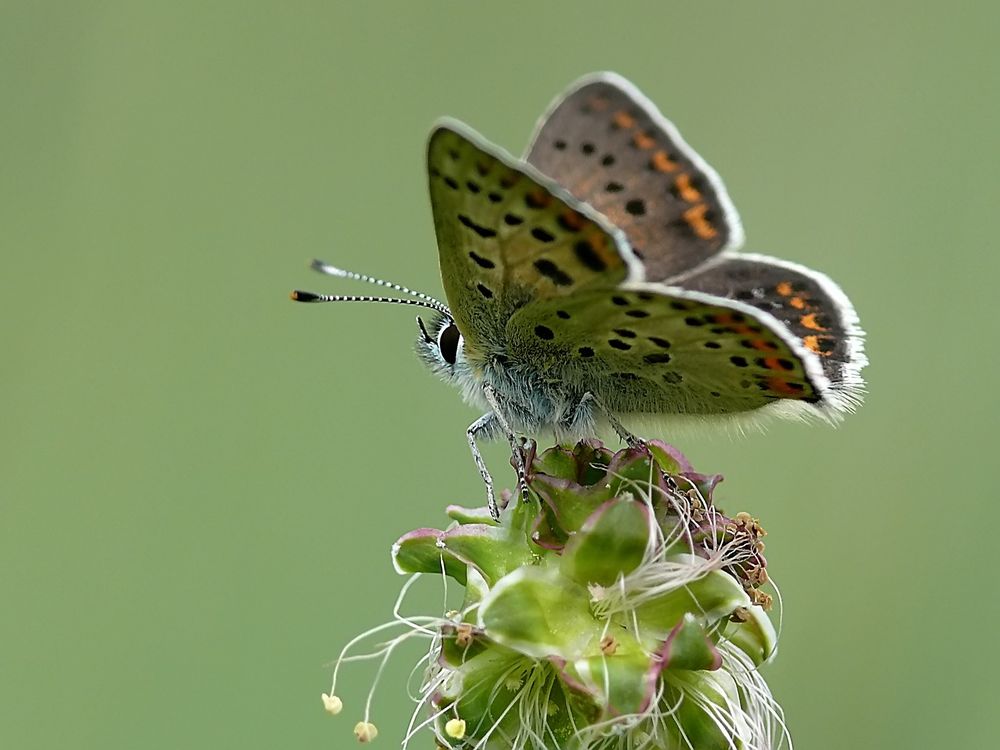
xmin=506 ymin=286 xmax=826 ymax=417
xmin=427 ymin=120 xmax=641 ymax=352
xmin=525 ymin=72 xmax=743 ymax=281
xmin=672 ymin=254 xmax=867 ymax=413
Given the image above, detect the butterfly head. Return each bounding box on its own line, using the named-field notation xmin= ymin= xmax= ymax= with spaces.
xmin=414 ymin=312 xmax=469 ymax=384
xmin=292 ymin=259 xmax=475 ymax=387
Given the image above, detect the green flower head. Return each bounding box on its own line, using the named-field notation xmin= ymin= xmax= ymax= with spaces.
xmin=325 ymin=441 xmax=788 ymax=749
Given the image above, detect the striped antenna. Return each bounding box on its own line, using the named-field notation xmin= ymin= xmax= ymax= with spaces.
xmin=308 ymin=259 xmax=451 ymax=315
xmin=289 ymin=290 xmax=451 ymax=316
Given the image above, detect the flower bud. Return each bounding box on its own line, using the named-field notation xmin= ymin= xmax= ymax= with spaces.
xmin=320 ymin=693 xmax=342 ymax=715
xmin=353 ymin=721 xmax=378 ymax=743
xmin=444 ymin=718 xmax=466 ymax=739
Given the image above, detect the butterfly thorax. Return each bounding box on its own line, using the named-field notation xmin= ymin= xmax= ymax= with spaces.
xmin=461 ymin=330 xmax=599 ymax=440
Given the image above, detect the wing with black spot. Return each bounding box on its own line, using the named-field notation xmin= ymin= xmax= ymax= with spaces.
xmin=506 ymin=286 xmax=830 ymax=417
xmin=427 ymin=120 xmax=638 ymax=352
xmin=525 ymin=72 xmax=742 ymax=281
xmin=671 ymin=254 xmax=867 ymax=411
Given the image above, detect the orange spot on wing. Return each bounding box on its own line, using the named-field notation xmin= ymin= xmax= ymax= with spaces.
xmin=560 ymin=209 xmax=586 ymax=231
xmin=588 ymin=96 xmax=610 ymax=112
xmin=762 ymin=357 xmax=788 ymax=371
xmin=584 ymin=230 xmax=609 ymax=251
xmin=750 ymin=339 xmax=778 ymax=351
xmin=767 ymin=377 xmax=807 ymax=397
xmin=776 ymin=281 xmax=793 ymax=297
xmin=682 ymin=204 xmax=718 ymax=240
xmin=526 ymin=188 xmax=552 ymax=209
xmin=803 ymin=335 xmax=833 ymax=356
xmin=650 ymin=150 xmax=679 ymax=172
xmin=801 ymin=313 xmax=828 ymax=331
xmin=789 ymin=296 xmax=807 ymax=309
xmin=674 ymin=173 xmax=702 ymax=202
xmin=613 ymin=110 xmax=635 ymax=129
xmin=632 ymin=131 xmax=656 ymax=150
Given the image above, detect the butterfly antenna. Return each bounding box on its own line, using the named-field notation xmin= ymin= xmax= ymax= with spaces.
xmin=309 ymin=259 xmax=450 ymax=313
xmin=289 ymin=290 xmax=451 ymax=316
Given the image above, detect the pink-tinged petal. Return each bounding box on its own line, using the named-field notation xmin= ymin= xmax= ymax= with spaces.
xmin=529 ymin=509 xmax=565 ymax=551
xmin=392 ymin=522 xmax=535 ymax=586
xmin=391 ymin=528 xmax=467 ymax=583
xmin=655 ymin=614 xmax=723 ymax=674
xmin=561 ymin=497 xmax=651 ymax=586
xmin=548 ymin=655 xmax=599 ymax=699
xmin=532 ymin=445 xmax=580 ymax=481
xmin=646 ymin=440 xmax=694 ymax=473
xmin=680 ymin=470 xmax=724 ymax=501
xmin=530 ymin=472 xmax=617 ymax=538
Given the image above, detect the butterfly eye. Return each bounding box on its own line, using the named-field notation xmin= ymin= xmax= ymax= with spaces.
xmin=438 ymin=322 xmax=461 ymax=365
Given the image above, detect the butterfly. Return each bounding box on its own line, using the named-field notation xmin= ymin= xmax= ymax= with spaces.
xmin=293 ymin=72 xmax=867 ymax=519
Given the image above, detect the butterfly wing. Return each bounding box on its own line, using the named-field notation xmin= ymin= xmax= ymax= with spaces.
xmin=427 ymin=120 xmax=643 ymax=353
xmin=505 ymin=284 xmax=837 ymax=420
xmin=524 ymin=72 xmax=743 ymax=282
xmin=670 ymin=254 xmax=867 ymax=413
xmin=427 ymin=118 xmax=860 ymax=423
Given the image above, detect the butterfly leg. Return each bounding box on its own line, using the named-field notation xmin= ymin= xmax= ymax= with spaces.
xmin=467 ymin=412 xmax=501 ymax=521
xmin=482 ymin=384 xmax=530 ymax=505
xmin=582 ymin=392 xmax=646 ymax=449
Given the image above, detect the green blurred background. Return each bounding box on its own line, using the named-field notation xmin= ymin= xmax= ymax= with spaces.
xmin=2 ymin=1 xmax=996 ymax=747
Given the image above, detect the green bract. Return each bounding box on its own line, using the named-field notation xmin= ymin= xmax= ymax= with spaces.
xmin=391 ymin=441 xmax=784 ymax=750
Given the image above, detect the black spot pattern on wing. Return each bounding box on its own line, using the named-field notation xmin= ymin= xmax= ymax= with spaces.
xmin=677 ymin=258 xmax=858 ymax=388
xmin=526 ymin=77 xmax=739 ymax=280
xmin=427 ymin=124 xmax=632 ymax=352
xmin=497 ymin=282 xmax=834 ymax=418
